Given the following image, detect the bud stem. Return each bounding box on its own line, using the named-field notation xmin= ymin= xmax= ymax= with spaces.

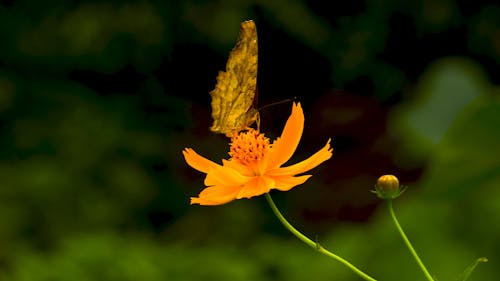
xmin=387 ymin=199 xmax=435 ymax=281
xmin=265 ymin=193 xmax=377 ymax=281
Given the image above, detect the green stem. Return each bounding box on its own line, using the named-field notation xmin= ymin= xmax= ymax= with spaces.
xmin=265 ymin=193 xmax=377 ymax=281
xmin=387 ymin=199 xmax=435 ymax=281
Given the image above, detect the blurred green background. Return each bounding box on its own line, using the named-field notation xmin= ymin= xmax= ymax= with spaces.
xmin=0 ymin=0 xmax=499 ymax=280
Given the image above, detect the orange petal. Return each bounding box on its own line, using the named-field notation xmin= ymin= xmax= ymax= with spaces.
xmin=183 ymin=148 xmax=220 ymax=173
xmin=205 ymin=165 xmax=253 ymax=187
xmin=267 ymin=102 xmax=304 ymax=168
xmin=272 ymin=175 xmax=311 ymax=191
xmin=222 ymin=159 xmax=253 ymax=177
xmin=191 ymin=184 xmax=242 ymax=205
xmin=268 ymin=139 xmax=332 ymax=176
xmin=236 ymin=176 xmax=275 ymax=199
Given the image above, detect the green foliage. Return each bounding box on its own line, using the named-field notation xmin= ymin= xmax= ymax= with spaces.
xmin=0 ymin=0 xmax=498 ymax=280
xmin=3 ymin=232 xmax=265 ymax=281
xmin=336 ymin=54 xmax=499 ymax=281
xmin=0 ymin=73 xmax=190 ymax=256
xmin=390 ymin=58 xmax=492 ymax=166
xmin=0 ymin=2 xmax=169 ymax=72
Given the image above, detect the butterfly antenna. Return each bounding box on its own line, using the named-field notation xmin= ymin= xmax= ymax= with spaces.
xmin=258 ymin=97 xmax=298 ymax=111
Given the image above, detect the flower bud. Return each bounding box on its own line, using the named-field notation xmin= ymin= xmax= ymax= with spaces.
xmin=373 ymin=174 xmax=405 ymax=199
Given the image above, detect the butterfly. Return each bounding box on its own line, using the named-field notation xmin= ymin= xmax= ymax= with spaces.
xmin=209 ymin=20 xmax=259 ymax=137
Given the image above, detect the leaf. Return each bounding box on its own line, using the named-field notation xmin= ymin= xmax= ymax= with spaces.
xmin=456 ymin=257 xmax=488 ymax=281
xmin=210 ymin=20 xmax=259 ymax=137
xmin=421 ymin=96 xmax=500 ymax=196
xmin=389 ymin=58 xmax=490 ymax=166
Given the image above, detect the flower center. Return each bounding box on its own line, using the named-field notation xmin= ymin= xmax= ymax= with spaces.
xmin=229 ymin=129 xmax=270 ymax=164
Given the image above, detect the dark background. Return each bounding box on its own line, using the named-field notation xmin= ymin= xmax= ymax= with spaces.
xmin=0 ymin=0 xmax=498 ymax=280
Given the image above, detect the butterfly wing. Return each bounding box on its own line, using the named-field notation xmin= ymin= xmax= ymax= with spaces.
xmin=210 ymin=20 xmax=259 ymax=137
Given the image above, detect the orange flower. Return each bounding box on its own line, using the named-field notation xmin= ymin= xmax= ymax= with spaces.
xmin=183 ymin=102 xmax=332 ymax=205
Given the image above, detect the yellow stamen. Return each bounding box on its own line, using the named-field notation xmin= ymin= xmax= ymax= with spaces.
xmin=229 ymin=129 xmax=270 ymax=164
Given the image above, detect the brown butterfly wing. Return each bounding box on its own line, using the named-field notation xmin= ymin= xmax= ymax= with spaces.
xmin=210 ymin=20 xmax=259 ymax=137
